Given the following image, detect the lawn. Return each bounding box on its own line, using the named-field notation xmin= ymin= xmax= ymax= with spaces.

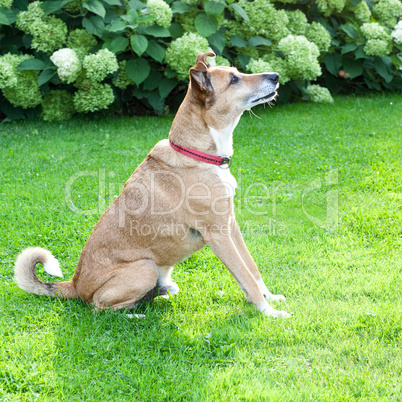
xmin=0 ymin=93 xmax=401 ymax=401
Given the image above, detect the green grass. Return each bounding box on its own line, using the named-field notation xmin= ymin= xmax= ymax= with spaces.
xmin=1 ymin=93 xmax=401 ymax=401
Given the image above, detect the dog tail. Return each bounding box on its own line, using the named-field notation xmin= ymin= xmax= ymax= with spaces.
xmin=14 ymin=247 xmax=78 ymax=299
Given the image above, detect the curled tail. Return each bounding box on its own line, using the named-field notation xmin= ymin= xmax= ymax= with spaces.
xmin=14 ymin=247 xmax=78 ymax=299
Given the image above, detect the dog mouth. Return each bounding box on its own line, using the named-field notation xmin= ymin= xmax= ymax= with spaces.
xmin=251 ymin=92 xmax=277 ymax=103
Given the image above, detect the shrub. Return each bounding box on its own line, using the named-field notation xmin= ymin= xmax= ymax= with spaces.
xmin=73 ymin=83 xmax=115 ymax=113
xmin=66 ymin=30 xmax=98 ymax=61
xmin=305 ymin=22 xmax=332 ymax=53
xmin=361 ymin=23 xmax=393 ymax=56
xmin=83 ymin=49 xmax=119 ymax=83
xmin=0 ymin=0 xmax=401 ymax=121
xmin=16 ymin=1 xmax=67 ymax=54
xmin=50 ymin=49 xmax=81 ymax=84
xmin=277 ymin=35 xmax=321 ymax=81
xmin=373 ymin=0 xmax=402 ymax=27
xmin=147 ymin=0 xmax=173 ymax=28
xmin=307 ymin=85 xmax=334 ymax=103
xmin=391 ymin=21 xmax=402 ymax=45
xmin=0 ymin=54 xmax=42 ymax=109
xmin=165 ymin=32 xmax=210 ymax=81
xmin=42 ymin=90 xmax=75 ymax=121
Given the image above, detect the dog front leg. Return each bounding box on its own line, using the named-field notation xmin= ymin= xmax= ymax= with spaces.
xmin=207 ymin=234 xmax=289 ymax=318
xmin=231 ymin=221 xmax=286 ymax=302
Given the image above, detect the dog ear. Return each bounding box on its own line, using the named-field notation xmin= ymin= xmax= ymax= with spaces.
xmin=189 ymin=56 xmax=215 ymax=104
xmin=195 ymin=51 xmax=216 ymax=67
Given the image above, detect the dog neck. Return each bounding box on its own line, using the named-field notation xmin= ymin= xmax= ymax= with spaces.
xmin=168 ymin=94 xmax=242 ymax=158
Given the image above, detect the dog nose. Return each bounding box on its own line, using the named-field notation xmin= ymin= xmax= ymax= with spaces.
xmin=266 ymin=73 xmax=279 ymax=84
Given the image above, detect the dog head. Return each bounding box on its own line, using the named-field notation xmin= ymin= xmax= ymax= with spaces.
xmin=189 ymin=52 xmax=279 ymax=118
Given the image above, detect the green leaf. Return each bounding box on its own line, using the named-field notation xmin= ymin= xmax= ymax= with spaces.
xmin=143 ymin=25 xmax=171 ymax=37
xmin=390 ymin=54 xmax=402 ymax=69
xmin=102 ymin=0 xmax=122 ymax=5
xmin=208 ymin=31 xmax=226 ymax=54
xmin=130 ymin=34 xmax=148 ymax=56
xmin=146 ymin=40 xmax=165 ymax=63
xmin=171 ymin=1 xmax=190 ymax=14
xmin=106 ymin=20 xmax=126 ymax=33
xmin=231 ymin=34 xmax=247 ymax=48
xmin=350 ymin=0 xmax=362 ymax=6
xmin=121 ymin=9 xmax=138 ymax=27
xmin=107 ymin=36 xmax=129 ymax=53
xmin=40 ymin=1 xmax=64 ymax=14
xmin=342 ymin=57 xmax=363 ymax=79
xmin=138 ymin=14 xmax=154 ymax=24
xmin=128 ymin=0 xmax=145 ymax=10
xmin=13 ymin=0 xmax=28 ymax=11
xmin=364 ymin=75 xmax=381 ymax=90
xmin=0 ymin=11 xmax=9 ymax=25
xmin=204 ymin=1 xmax=225 ymax=16
xmin=0 ymin=8 xmax=16 ymax=25
xmin=143 ymin=70 xmax=162 ymax=91
xmin=324 ymin=53 xmax=342 ymax=76
xmin=341 ymin=42 xmax=358 ymax=54
xmin=194 ymin=13 xmax=218 ymax=37
xmin=17 ymin=59 xmax=46 ymax=70
xmin=230 ymin=3 xmax=249 ymax=22
xmin=0 ymin=100 xmax=25 ymax=121
xmin=126 ymin=58 xmax=150 ymax=85
xmin=38 ymin=69 xmax=55 ymax=86
xmin=248 ymin=36 xmax=272 ymax=47
xmin=159 ymin=78 xmax=177 ymax=98
xmin=22 ymin=34 xmax=32 ymax=49
xmin=237 ymin=54 xmax=249 ymax=70
xmin=145 ymin=90 xmax=164 ymax=111
xmin=355 ymin=45 xmax=367 ymax=59
xmin=372 ymin=58 xmax=393 ymax=83
xmin=169 ymin=23 xmax=184 ymax=38
xmin=340 ymin=25 xmax=359 ymax=40
xmin=82 ymin=16 xmax=105 ymax=36
xmin=83 ymin=0 xmax=106 ymax=18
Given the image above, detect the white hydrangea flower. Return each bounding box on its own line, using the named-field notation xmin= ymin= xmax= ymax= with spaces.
xmin=391 ymin=20 xmax=402 ymax=45
xmin=147 ymin=0 xmax=172 ymax=28
xmin=307 ymin=85 xmax=334 ymax=103
xmin=50 ymin=48 xmax=81 ymax=84
xmin=361 ymin=23 xmax=392 ymax=56
xmin=277 ymin=35 xmax=321 ymax=81
xmin=247 ymin=59 xmax=273 ymax=74
xmin=83 ymin=49 xmax=118 ymax=82
xmin=165 ymin=32 xmax=210 ymax=81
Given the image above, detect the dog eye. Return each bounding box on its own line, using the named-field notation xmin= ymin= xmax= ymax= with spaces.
xmin=230 ymin=75 xmax=239 ymax=85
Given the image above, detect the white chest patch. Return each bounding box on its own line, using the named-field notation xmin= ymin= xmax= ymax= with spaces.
xmin=213 ymin=165 xmax=237 ymax=197
xmin=208 ymin=116 xmax=242 ymax=197
xmin=208 ymin=115 xmax=241 ymax=157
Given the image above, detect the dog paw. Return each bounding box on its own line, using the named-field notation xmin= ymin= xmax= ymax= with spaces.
xmin=265 ymin=293 xmax=286 ymax=302
xmin=263 ymin=308 xmax=291 ymax=318
xmin=259 ymin=301 xmax=291 ymax=318
xmin=159 ymin=282 xmax=180 ymax=299
xmin=257 ymin=280 xmax=285 ymax=302
xmin=166 ymin=282 xmax=180 ymax=295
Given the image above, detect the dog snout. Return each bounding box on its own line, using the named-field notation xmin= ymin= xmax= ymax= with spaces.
xmin=265 ymin=73 xmax=279 ymax=84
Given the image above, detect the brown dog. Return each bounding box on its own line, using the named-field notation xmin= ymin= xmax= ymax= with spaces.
xmin=14 ymin=52 xmax=290 ymax=318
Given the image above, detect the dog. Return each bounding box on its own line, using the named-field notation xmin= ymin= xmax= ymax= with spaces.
xmin=14 ymin=52 xmax=290 ymax=318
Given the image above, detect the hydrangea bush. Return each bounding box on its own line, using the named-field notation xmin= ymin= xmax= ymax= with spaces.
xmin=0 ymin=0 xmax=401 ymax=121
xmin=50 ymin=49 xmax=81 ymax=84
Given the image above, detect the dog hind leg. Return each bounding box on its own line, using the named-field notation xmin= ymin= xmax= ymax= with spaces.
xmin=157 ymin=266 xmax=179 ymax=298
xmin=92 ymin=259 xmax=159 ymax=310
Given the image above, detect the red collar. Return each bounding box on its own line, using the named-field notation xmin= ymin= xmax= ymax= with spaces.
xmin=169 ymin=140 xmax=231 ymax=167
